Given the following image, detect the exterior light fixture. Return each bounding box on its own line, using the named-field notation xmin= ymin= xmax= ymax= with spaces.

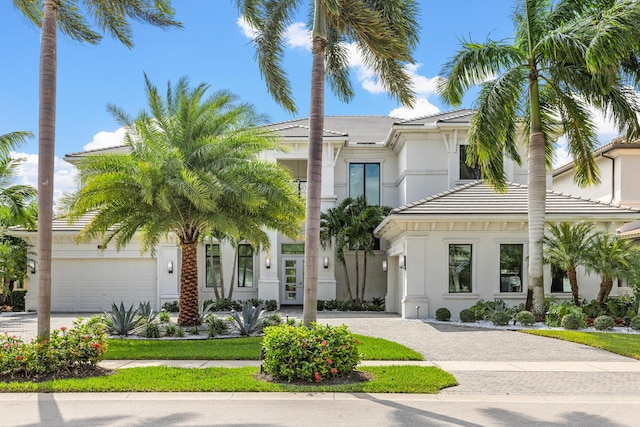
xmin=167 ymin=261 xmax=174 ymax=274
xmin=28 ymin=260 xmax=36 ymax=274
xmin=265 ymin=257 xmax=271 ymax=269
xmin=382 ymin=260 xmax=388 ymax=272
xmin=323 ymin=256 xmax=329 ymax=269
xmin=399 ymin=255 xmax=406 ymax=270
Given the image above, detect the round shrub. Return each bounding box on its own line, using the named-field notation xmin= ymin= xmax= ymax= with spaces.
xmin=630 ymin=316 xmax=640 ymax=331
xmin=514 ymin=310 xmax=536 ymax=327
xmin=594 ymin=315 xmax=615 ymax=331
xmin=459 ymin=309 xmax=475 ymax=323
xmin=491 ymin=311 xmax=511 ymax=326
xmin=560 ymin=313 xmax=585 ymax=330
xmin=262 ymin=323 xmax=361 ymax=383
xmin=435 ymin=307 xmax=451 ymax=321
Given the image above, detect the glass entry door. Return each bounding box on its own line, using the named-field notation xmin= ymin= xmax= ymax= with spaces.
xmin=281 ymin=256 xmax=304 ymax=305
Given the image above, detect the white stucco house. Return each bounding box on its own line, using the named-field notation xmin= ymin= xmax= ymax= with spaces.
xmin=12 ymin=110 xmax=640 ymax=318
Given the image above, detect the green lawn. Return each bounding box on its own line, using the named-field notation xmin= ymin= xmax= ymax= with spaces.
xmin=522 ymin=330 xmax=640 ymax=360
xmin=105 ymin=334 xmax=424 ymax=361
xmin=0 ymin=365 xmax=456 ymax=393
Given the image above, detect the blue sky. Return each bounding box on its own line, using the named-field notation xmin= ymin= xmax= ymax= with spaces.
xmin=0 ymin=1 xmax=619 ymax=201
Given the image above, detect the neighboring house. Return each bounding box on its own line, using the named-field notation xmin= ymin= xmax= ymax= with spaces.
xmin=12 ymin=110 xmax=640 ymax=317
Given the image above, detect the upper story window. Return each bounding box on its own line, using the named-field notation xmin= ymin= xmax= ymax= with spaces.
xmin=349 ymin=163 xmax=380 ymax=205
xmin=459 ymin=145 xmax=481 ymax=180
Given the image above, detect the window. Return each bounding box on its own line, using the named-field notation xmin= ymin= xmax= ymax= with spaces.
xmin=551 ymin=265 xmax=570 ymax=293
xmin=500 ymin=244 xmax=523 ymax=293
xmin=205 ymin=244 xmax=221 ymax=288
xmin=237 ymin=244 xmax=254 ymax=287
xmin=459 ymin=145 xmax=481 ymax=180
xmin=449 ymin=244 xmax=472 ymax=293
xmin=349 ymin=163 xmax=380 ymax=205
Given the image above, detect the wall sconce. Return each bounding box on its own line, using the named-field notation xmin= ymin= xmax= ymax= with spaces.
xmin=382 ymin=260 xmax=388 ymax=272
xmin=399 ymin=255 xmax=406 ymax=270
xmin=167 ymin=261 xmax=174 ymax=274
xmin=323 ymin=256 xmax=329 ymax=269
xmin=28 ymin=260 xmax=36 ymax=274
xmin=265 ymin=257 xmax=271 ymax=269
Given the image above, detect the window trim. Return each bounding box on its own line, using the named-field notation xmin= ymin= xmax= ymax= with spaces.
xmin=447 ymin=242 xmax=474 ymax=294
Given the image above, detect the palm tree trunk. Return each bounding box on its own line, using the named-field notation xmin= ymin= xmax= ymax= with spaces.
xmin=302 ymin=4 xmax=327 ymax=326
xmin=597 ymin=278 xmax=613 ymax=307
xmin=226 ymin=245 xmax=239 ymax=301
xmin=354 ymin=248 xmax=360 ymax=304
xmin=341 ymin=259 xmax=354 ymax=301
xmin=178 ymin=240 xmax=200 ymax=326
xmin=567 ymin=267 xmax=580 ymax=306
xmin=361 ymin=252 xmax=368 ymax=303
xmin=526 ymin=67 xmax=547 ymax=320
xmin=37 ymin=0 xmax=57 ymax=340
xmin=209 ymin=250 xmax=221 ymax=301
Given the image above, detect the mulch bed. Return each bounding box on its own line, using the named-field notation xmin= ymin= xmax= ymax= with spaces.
xmin=255 ymin=370 xmax=373 ymax=386
xmin=0 ymin=366 xmax=114 ymax=383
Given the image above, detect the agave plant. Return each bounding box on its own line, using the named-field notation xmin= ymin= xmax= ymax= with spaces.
xmin=105 ymin=302 xmax=142 ymax=336
xmin=230 ymin=301 xmax=266 ymax=336
xmin=137 ymin=301 xmax=158 ymax=324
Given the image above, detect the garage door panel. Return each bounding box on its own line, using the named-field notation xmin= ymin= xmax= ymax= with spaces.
xmin=52 ymin=258 xmax=157 ymax=312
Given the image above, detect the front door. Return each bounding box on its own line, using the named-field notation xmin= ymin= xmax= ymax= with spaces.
xmin=281 ymin=256 xmax=304 ymax=305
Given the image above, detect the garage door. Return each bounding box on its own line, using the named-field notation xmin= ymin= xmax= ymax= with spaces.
xmin=51 ymin=258 xmax=157 ymax=312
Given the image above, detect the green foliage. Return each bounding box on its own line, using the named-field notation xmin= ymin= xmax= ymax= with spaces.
xmin=370 ymin=297 xmax=385 ymax=310
xmin=561 ymin=313 xmax=586 ymax=330
xmin=202 ymin=299 xmax=242 ymax=313
xmin=207 ymin=317 xmax=229 ymax=338
xmin=0 ymin=319 xmax=107 ymax=378
xmin=162 ymin=301 xmax=179 ymax=313
xmin=490 ymin=311 xmax=511 ymax=326
xmin=159 ymin=311 xmax=171 ymax=323
xmin=265 ymin=300 xmax=277 ymax=312
xmin=261 ymin=323 xmax=361 ymax=383
xmin=582 ymin=299 xmax=603 ymax=319
xmin=545 ymin=302 xmax=583 ymax=327
xmin=165 ymin=325 xmax=177 ymax=337
xmin=262 ymin=313 xmax=282 ymax=329
xmin=104 ymin=302 xmax=142 ymax=336
xmin=459 ymin=309 xmax=475 ymax=323
xmin=140 ymin=322 xmax=160 ymax=338
xmin=317 ymin=299 xmax=325 ymax=311
xmin=187 ymin=327 xmax=198 ymax=336
xmin=231 ymin=301 xmax=266 ymax=336
xmin=9 ymin=290 xmax=26 ymax=312
xmin=435 ymin=307 xmax=451 ymax=321
xmin=594 ymin=315 xmax=615 ymax=331
xmin=630 ymin=316 xmax=640 ymax=331
xmin=514 ymin=310 xmax=536 ymax=327
xmin=469 ymin=299 xmax=511 ymax=320
xmin=604 ymin=295 xmax=638 ymax=319
xmin=175 ymin=327 xmax=185 ymax=338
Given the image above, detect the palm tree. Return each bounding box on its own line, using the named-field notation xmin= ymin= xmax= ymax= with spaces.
xmin=60 ymin=76 xmax=305 ymax=326
xmin=321 ymin=196 xmax=390 ymax=304
xmin=438 ymin=0 xmax=640 ymax=318
xmin=584 ymin=232 xmax=640 ymax=307
xmin=237 ymin=0 xmax=419 ymax=325
xmin=13 ymin=0 xmax=181 ymax=339
xmin=543 ymin=222 xmax=595 ymax=306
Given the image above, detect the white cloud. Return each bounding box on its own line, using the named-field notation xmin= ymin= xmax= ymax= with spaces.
xmin=11 ymin=152 xmax=79 ymax=207
xmin=237 ymin=16 xmax=259 ymax=39
xmin=285 ymin=22 xmax=311 ymax=50
xmin=83 ymin=128 xmax=126 ymax=151
xmin=389 ymin=97 xmax=440 ymax=120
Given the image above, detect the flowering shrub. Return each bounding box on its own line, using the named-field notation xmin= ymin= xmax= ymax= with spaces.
xmin=0 ymin=318 xmax=108 ymax=379
xmin=261 ymin=323 xmax=361 ymax=383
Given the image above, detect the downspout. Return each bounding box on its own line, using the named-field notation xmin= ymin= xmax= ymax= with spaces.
xmin=602 ymin=153 xmax=615 ymax=204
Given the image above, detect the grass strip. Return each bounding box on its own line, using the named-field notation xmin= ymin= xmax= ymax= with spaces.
xmin=104 ymin=334 xmax=424 ymax=361
xmin=0 ymin=366 xmax=456 ymax=393
xmin=521 ymin=330 xmax=640 ymax=360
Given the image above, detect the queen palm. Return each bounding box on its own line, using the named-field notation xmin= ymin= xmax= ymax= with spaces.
xmin=543 ymin=222 xmax=595 ymax=306
xmin=438 ymin=0 xmax=640 ymax=318
xmin=237 ymin=0 xmax=419 ymax=324
xmin=60 ymin=76 xmax=304 ymax=326
xmin=13 ymin=0 xmax=181 ymax=339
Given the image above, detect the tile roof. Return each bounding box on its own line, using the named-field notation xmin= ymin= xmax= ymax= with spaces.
xmin=397 ymin=109 xmax=475 ymax=126
xmin=265 ymin=116 xmax=399 ymax=144
xmin=391 ymin=181 xmax=640 ymax=217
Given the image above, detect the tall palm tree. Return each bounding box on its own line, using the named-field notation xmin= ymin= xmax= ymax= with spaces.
xmin=60 ymin=76 xmax=305 ymax=326
xmin=584 ymin=232 xmax=640 ymax=307
xmin=321 ymin=196 xmax=390 ymax=303
xmin=438 ymin=0 xmax=640 ymax=318
xmin=237 ymin=0 xmax=419 ymax=325
xmin=543 ymin=222 xmax=595 ymax=306
xmin=13 ymin=0 xmax=181 ymax=338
